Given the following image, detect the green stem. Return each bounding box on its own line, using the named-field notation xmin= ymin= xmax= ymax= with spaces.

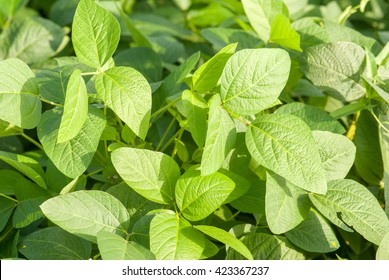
xmin=155 ymin=114 xmax=177 ymax=151
xmin=85 ymin=168 xmax=104 ymax=178
xmin=0 ymin=193 xmax=18 ymax=203
xmin=21 ymin=132 xmax=43 ymax=150
xmin=40 ymin=97 xmax=63 ymax=107
xmin=150 ymin=96 xmax=181 ymax=121
xmin=160 ymin=126 xmax=186 ymax=153
xmin=80 ymin=71 xmax=99 ymax=76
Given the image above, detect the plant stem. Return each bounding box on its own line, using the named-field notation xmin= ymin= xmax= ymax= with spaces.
xmin=150 ymin=96 xmax=181 ymax=121
xmin=155 ymin=113 xmax=178 ymax=151
xmin=0 ymin=193 xmax=18 ymax=203
xmin=160 ymin=126 xmax=186 ymax=153
xmin=21 ymin=132 xmax=43 ymax=150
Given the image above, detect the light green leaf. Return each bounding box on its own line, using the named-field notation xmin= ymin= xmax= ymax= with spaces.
xmin=301 ymin=42 xmax=366 ymax=102
xmin=309 ymin=179 xmax=389 ymax=245
xmin=0 ymin=58 xmax=41 ymax=129
xmin=0 ymin=197 xmax=17 ymax=232
xmin=275 ymin=103 xmax=345 ymax=134
xmin=19 ymin=227 xmax=91 ymax=260
xmin=72 ymin=0 xmax=120 ymax=69
xmin=0 ymin=120 xmax=20 ymax=137
xmin=220 ymin=48 xmax=290 ymax=115
xmin=57 ymin=69 xmax=88 ymax=143
xmin=38 ymin=106 xmax=106 ymax=178
xmin=181 ymin=90 xmax=208 ymax=148
xmin=285 ymin=209 xmax=340 ymax=253
xmin=12 ymin=197 xmax=47 ymax=228
xmin=95 ymin=67 xmax=151 ymax=139
xmin=266 ymin=171 xmax=310 ymax=234
xmin=313 ymin=131 xmax=356 ymax=181
xmin=201 ymin=94 xmax=236 ymax=175
xmin=362 ymin=77 xmax=389 ymax=104
xmin=0 ymin=17 xmax=65 ymax=64
xmin=175 ymin=169 xmax=235 ymax=221
xmin=40 ymin=190 xmax=130 ymax=243
xmin=194 ymin=225 xmax=253 ymax=260
xmin=192 ymin=43 xmax=237 ymax=92
xmin=376 ymin=232 xmax=389 ymax=260
xmin=0 ymin=0 xmax=28 ymax=18
xmin=241 ymin=0 xmax=287 ymax=42
xmin=149 ymin=212 xmax=207 ymax=260
xmin=0 ymin=151 xmax=46 ymax=188
xmin=226 ymin=233 xmax=305 ymax=260
xmin=378 ymin=115 xmax=389 ymax=217
xmin=270 ymin=14 xmax=302 ymax=51
xmin=97 ymin=231 xmax=155 ymax=260
xmin=246 ymin=113 xmax=327 ymax=193
xmin=111 ymin=147 xmax=180 ymax=204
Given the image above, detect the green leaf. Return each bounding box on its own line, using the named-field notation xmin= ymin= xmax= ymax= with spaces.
xmin=40 ymin=190 xmax=130 ymax=243
xmin=275 ymin=103 xmax=345 ymax=134
xmin=97 ymin=231 xmax=155 ymax=260
xmin=0 ymin=120 xmax=20 ymax=137
xmin=220 ymin=48 xmax=290 ymax=115
xmin=149 ymin=212 xmax=207 ymax=260
xmin=226 ymin=233 xmax=305 ymax=260
xmin=379 ymin=115 xmax=389 ymax=217
xmin=194 ymin=225 xmax=253 ymax=260
xmin=0 ymin=0 xmax=28 ymax=18
xmin=38 ymin=106 xmax=106 ymax=178
xmin=376 ymin=232 xmax=389 ymax=260
xmin=192 ymin=43 xmax=237 ymax=92
xmin=241 ymin=0 xmax=287 ymax=42
xmin=0 ymin=17 xmax=65 ymax=64
xmin=181 ymin=90 xmax=208 ymax=148
xmin=309 ymin=179 xmax=389 ymax=245
xmin=0 ymin=197 xmax=17 ymax=232
xmin=0 ymin=58 xmax=41 ymax=129
xmin=57 ymin=69 xmax=88 ymax=143
xmin=49 ymin=0 xmax=80 ymax=26
xmin=19 ymin=227 xmax=91 ymax=260
xmin=95 ymin=67 xmax=151 ymax=139
xmin=354 ymin=110 xmax=384 ymax=185
xmin=12 ymin=197 xmax=47 ymax=228
xmin=201 ymin=94 xmax=236 ymax=175
xmin=111 ymin=147 xmax=180 ymax=204
xmin=312 ymin=131 xmax=356 ymax=181
xmin=301 ymin=42 xmax=366 ymax=102
xmin=230 ymin=180 xmax=265 ymax=214
xmin=285 ymin=209 xmax=340 ymax=253
xmin=265 ymin=171 xmax=310 ymax=234
xmin=201 ymin=28 xmax=260 ymax=51
xmin=219 ymin=169 xmax=251 ymax=203
xmin=246 ymin=113 xmax=327 ymax=193
xmin=175 ymin=169 xmax=235 ymax=221
xmin=72 ymin=0 xmax=120 ymax=69
xmin=270 ymin=14 xmax=302 ymax=51
xmin=0 ymin=151 xmax=46 ymax=188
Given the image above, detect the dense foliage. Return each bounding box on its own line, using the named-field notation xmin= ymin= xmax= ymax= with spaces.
xmin=0 ymin=0 xmax=389 ymax=260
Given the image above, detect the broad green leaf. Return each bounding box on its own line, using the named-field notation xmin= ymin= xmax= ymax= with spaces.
xmin=309 ymin=179 xmax=389 ymax=245
xmin=12 ymin=197 xmax=47 ymax=228
xmin=0 ymin=58 xmax=41 ymax=129
xmin=149 ymin=212 xmax=207 ymax=260
xmin=201 ymin=95 xmax=236 ymax=175
xmin=376 ymin=232 xmax=389 ymax=260
xmin=181 ymin=90 xmax=208 ymax=148
xmin=95 ymin=66 xmax=151 ymax=139
xmin=40 ymin=190 xmax=130 ymax=243
xmin=194 ymin=225 xmax=253 ymax=260
xmin=0 ymin=197 xmax=17 ymax=232
xmin=313 ymin=131 xmax=356 ymax=181
xmin=57 ymin=69 xmax=88 ymax=143
xmin=230 ymin=180 xmax=266 ymax=214
xmin=301 ymin=42 xmax=366 ymax=102
xmin=201 ymin=28 xmax=260 ymax=51
xmin=97 ymin=231 xmax=155 ymax=260
xmin=222 ymin=133 xmax=252 ymax=176
xmin=270 ymin=14 xmax=302 ymax=51
xmin=265 ymin=171 xmax=310 ymax=234
xmin=354 ymin=110 xmax=383 ymax=185
xmin=285 ymin=209 xmax=340 ymax=253
xmin=49 ymin=0 xmax=80 ymax=26
xmin=38 ymin=106 xmax=106 ymax=178
xmin=275 ymin=103 xmax=345 ymax=134
xmin=241 ymin=0 xmax=287 ymax=42
xmin=175 ymin=169 xmax=235 ymax=221
xmin=246 ymin=113 xmax=327 ymax=193
xmin=192 ymin=43 xmax=237 ymax=92
xmin=153 ymin=51 xmax=200 ymax=111
xmin=111 ymin=147 xmax=180 ymax=204
xmin=220 ymin=48 xmax=290 ymax=115
xmin=0 ymin=120 xmax=20 ymax=137
xmin=219 ymin=169 xmax=251 ymax=203
xmin=19 ymin=227 xmax=91 ymax=260
xmin=0 ymin=151 xmax=46 ymax=188
xmin=0 ymin=17 xmax=65 ymax=64
xmin=226 ymin=233 xmax=305 ymax=260
xmin=114 ymin=47 xmax=162 ymax=83
xmin=72 ymin=0 xmax=120 ymax=69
